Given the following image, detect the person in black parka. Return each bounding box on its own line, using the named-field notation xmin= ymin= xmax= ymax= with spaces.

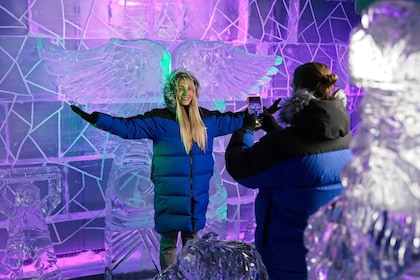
xmin=225 ymin=62 xmax=353 ymax=280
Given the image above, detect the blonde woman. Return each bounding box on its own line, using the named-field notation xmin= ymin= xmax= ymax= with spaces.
xmin=71 ymin=69 xmax=247 ymax=271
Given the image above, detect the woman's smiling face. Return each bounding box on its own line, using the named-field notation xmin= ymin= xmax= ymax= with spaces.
xmin=176 ymin=78 xmax=194 ymax=106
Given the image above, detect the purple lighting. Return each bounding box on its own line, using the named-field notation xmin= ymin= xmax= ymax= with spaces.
xmin=0 ymin=0 xmax=361 ymax=278
xmin=118 ymin=1 xmax=141 ymax=6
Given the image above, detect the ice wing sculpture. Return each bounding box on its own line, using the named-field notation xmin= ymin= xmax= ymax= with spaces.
xmin=39 ymin=39 xmax=282 ymax=105
xmin=39 ymin=38 xmax=171 ymax=104
xmin=172 ymin=40 xmax=282 ymax=102
xmin=304 ymin=1 xmax=420 ymax=279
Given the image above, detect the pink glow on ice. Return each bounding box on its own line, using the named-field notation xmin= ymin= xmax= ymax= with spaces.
xmin=118 ymin=1 xmax=141 ymax=6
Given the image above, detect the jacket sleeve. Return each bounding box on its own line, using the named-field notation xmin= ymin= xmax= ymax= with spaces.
xmin=94 ymin=111 xmax=156 ymax=139
xmin=225 ymin=128 xmax=286 ymax=189
xmin=214 ymin=110 xmax=246 ymax=137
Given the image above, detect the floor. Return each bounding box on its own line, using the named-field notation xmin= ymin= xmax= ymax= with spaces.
xmin=70 ymin=269 xmax=159 ymax=280
xmin=19 ymin=250 xmax=160 ymax=280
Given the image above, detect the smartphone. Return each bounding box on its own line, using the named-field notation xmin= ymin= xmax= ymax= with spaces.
xmin=247 ymin=96 xmax=263 ymax=126
xmin=247 ymin=96 xmax=263 ymax=116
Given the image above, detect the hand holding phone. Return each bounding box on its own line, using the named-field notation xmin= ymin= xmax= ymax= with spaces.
xmin=247 ymin=96 xmax=263 ymax=127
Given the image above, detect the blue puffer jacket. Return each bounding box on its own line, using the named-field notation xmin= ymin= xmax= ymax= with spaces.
xmin=225 ymin=89 xmax=353 ymax=280
xmin=95 ymin=107 xmax=245 ymax=233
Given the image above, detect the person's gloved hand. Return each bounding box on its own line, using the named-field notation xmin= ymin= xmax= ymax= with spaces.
xmin=243 ymin=111 xmax=257 ymax=131
xmin=71 ymin=105 xmax=98 ymax=124
xmin=264 ymin=97 xmax=282 ymax=115
xmin=261 ymin=111 xmax=282 ymax=132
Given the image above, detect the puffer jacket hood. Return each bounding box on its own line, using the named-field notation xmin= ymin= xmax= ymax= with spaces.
xmin=163 ymin=69 xmax=201 ymax=113
xmin=279 ymin=89 xmax=350 ymax=139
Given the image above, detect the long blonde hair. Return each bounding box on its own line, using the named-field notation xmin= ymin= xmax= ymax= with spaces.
xmin=174 ymin=73 xmax=207 ymax=153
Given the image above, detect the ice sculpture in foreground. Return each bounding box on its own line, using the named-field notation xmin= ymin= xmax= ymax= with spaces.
xmin=0 ymin=166 xmax=62 ymax=280
xmin=304 ymin=1 xmax=420 ymax=279
xmin=154 ymin=233 xmax=268 ymax=280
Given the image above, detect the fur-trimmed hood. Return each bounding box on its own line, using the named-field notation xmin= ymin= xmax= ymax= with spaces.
xmin=279 ymin=89 xmax=350 ymax=139
xmin=163 ymin=86 xmax=177 ymax=113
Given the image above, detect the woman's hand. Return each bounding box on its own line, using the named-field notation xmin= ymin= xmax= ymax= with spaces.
xmin=71 ymin=105 xmax=98 ymax=124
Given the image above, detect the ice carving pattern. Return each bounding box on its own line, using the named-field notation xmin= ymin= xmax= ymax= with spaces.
xmin=154 ymin=232 xmax=268 ymax=280
xmin=0 ymin=166 xmax=62 ymax=280
xmin=304 ymin=1 xmax=420 ymax=279
xmin=172 ymin=40 xmax=282 ymax=101
xmin=39 ymin=39 xmax=281 ymax=105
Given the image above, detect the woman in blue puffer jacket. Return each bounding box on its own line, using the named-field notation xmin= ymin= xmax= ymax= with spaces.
xmin=70 ymin=69 xmax=246 ymax=271
xmin=225 ymin=62 xmax=353 ymax=280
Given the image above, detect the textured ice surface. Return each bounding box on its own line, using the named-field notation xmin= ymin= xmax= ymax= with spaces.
xmin=0 ymin=166 xmax=62 ymax=280
xmin=154 ymin=233 xmax=268 ymax=280
xmin=39 ymin=39 xmax=281 ymax=104
xmin=304 ymin=1 xmax=420 ymax=279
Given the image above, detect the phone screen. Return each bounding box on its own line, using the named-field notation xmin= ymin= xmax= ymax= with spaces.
xmin=247 ymin=96 xmax=263 ymax=117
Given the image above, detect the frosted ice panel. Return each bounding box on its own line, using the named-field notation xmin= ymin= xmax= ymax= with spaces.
xmin=155 ymin=233 xmax=268 ymax=280
xmin=4 ymin=102 xmax=61 ymax=161
xmin=0 ymin=1 xmax=29 ymax=35
xmin=304 ymin=1 xmax=420 ymax=279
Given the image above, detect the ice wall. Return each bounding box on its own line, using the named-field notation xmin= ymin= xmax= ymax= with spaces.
xmin=0 ymin=0 xmax=361 ymax=278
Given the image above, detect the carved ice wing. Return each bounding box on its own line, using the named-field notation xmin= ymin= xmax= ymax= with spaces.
xmin=172 ymin=40 xmax=282 ymax=102
xmin=39 ymin=38 xmax=171 ymax=104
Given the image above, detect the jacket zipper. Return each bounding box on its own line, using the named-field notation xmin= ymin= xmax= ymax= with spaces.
xmin=190 ymin=152 xmax=195 ymax=232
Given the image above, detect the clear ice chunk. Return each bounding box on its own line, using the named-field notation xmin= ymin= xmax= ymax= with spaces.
xmin=304 ymin=1 xmax=420 ymax=279
xmin=154 ymin=232 xmax=268 ymax=280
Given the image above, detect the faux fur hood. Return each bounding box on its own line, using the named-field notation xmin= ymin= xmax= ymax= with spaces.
xmin=164 ymin=87 xmax=177 ymax=113
xmin=279 ymin=89 xmax=350 ymax=139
